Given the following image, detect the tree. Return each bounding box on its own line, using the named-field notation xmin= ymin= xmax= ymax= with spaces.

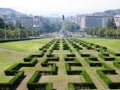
xmin=0 ymin=17 xmax=5 ymax=29
xmin=107 ymin=18 xmax=117 ymax=29
xmin=65 ymin=22 xmax=80 ymax=32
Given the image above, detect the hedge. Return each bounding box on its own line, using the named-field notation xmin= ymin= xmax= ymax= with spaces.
xmin=41 ymin=58 xmax=48 ymax=67
xmin=82 ymin=70 xmax=93 ymax=83
xmin=0 ymin=71 xmax=24 ymax=89
xmin=68 ymin=83 xmax=74 ymax=90
xmin=85 ymin=58 xmax=102 ymax=67
xmin=27 ymin=70 xmax=41 ymax=84
xmin=21 ymin=58 xmax=37 ymax=67
xmin=113 ymin=62 xmax=120 ymax=69
xmin=5 ymin=63 xmax=22 ymax=75
xmin=102 ymin=62 xmax=114 ymax=70
xmin=97 ymin=70 xmax=112 ymax=86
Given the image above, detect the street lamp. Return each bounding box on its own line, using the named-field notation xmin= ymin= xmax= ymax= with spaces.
xmin=116 ymin=17 xmax=119 ymax=38
xmin=117 ymin=25 xmax=119 ymax=38
xmin=105 ymin=19 xmax=108 ymax=38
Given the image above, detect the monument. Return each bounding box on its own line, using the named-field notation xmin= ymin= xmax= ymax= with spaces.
xmin=59 ymin=15 xmax=70 ymax=38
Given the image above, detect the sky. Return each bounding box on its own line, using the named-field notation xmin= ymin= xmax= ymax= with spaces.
xmin=0 ymin=0 xmax=120 ymax=16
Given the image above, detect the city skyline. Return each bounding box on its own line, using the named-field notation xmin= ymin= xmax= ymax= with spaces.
xmin=0 ymin=0 xmax=120 ymax=16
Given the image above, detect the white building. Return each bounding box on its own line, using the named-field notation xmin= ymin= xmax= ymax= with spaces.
xmin=80 ymin=15 xmax=110 ymax=31
xmin=114 ymin=15 xmax=120 ymax=27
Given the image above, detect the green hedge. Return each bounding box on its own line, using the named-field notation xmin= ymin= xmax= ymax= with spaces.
xmin=21 ymin=58 xmax=37 ymax=67
xmin=82 ymin=70 xmax=93 ymax=83
xmin=41 ymin=58 xmax=48 ymax=67
xmin=96 ymin=70 xmax=120 ymax=89
xmin=85 ymin=58 xmax=102 ymax=67
xmin=97 ymin=70 xmax=112 ymax=86
xmin=113 ymin=62 xmax=120 ymax=68
xmin=5 ymin=63 xmax=22 ymax=75
xmin=102 ymin=63 xmax=114 ymax=70
xmin=0 ymin=71 xmax=24 ymax=89
xmin=68 ymin=83 xmax=74 ymax=90
xmin=27 ymin=70 xmax=41 ymax=84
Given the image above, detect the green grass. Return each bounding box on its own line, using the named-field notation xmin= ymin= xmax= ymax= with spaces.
xmin=0 ymin=38 xmax=52 ymax=52
xmin=0 ymin=51 xmax=25 ymax=70
xmin=0 ymin=51 xmax=25 ymax=82
xmin=79 ymin=38 xmax=120 ymax=50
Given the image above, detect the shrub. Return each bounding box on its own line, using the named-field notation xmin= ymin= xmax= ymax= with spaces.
xmin=97 ymin=70 xmax=112 ymax=86
xmin=68 ymin=83 xmax=74 ymax=90
xmin=113 ymin=62 xmax=120 ymax=68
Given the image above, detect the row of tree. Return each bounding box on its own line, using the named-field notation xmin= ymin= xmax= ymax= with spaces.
xmin=0 ymin=17 xmax=80 ymax=40
xmin=87 ymin=28 xmax=120 ymax=38
xmin=87 ymin=18 xmax=120 ymax=38
xmin=0 ymin=17 xmax=42 ymax=40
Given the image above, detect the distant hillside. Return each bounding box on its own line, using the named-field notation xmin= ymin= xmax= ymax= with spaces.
xmin=93 ymin=9 xmax=120 ymax=16
xmin=0 ymin=8 xmax=25 ymax=19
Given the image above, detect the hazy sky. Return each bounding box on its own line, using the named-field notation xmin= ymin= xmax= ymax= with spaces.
xmin=0 ymin=0 xmax=120 ymax=16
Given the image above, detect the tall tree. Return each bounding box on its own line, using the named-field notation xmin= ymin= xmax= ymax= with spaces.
xmin=0 ymin=17 xmax=5 ymax=29
xmin=65 ymin=22 xmax=80 ymax=32
xmin=107 ymin=18 xmax=116 ymax=29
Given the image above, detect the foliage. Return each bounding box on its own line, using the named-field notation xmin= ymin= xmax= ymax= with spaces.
xmin=44 ymin=22 xmax=61 ymax=33
xmin=107 ymin=18 xmax=117 ymax=29
xmin=0 ymin=17 xmax=5 ymax=28
xmin=65 ymin=22 xmax=80 ymax=32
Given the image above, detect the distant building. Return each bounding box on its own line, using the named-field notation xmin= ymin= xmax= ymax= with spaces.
xmin=114 ymin=15 xmax=120 ymax=27
xmin=0 ymin=14 xmax=4 ymax=19
xmin=19 ymin=15 xmax=33 ymax=29
xmin=80 ymin=15 xmax=110 ymax=31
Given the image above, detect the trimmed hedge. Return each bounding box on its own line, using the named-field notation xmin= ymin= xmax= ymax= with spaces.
xmin=85 ymin=58 xmax=102 ymax=67
xmin=5 ymin=63 xmax=22 ymax=75
xmin=65 ymin=63 xmax=82 ymax=75
xmin=96 ymin=70 xmax=120 ymax=89
xmin=68 ymin=83 xmax=74 ymax=90
xmin=97 ymin=70 xmax=112 ymax=86
xmin=5 ymin=58 xmax=37 ymax=75
xmin=113 ymin=62 xmax=120 ymax=69
xmin=27 ymin=71 xmax=53 ymax=90
xmin=102 ymin=62 xmax=114 ymax=70
xmin=0 ymin=71 xmax=24 ymax=89
xmin=73 ymin=83 xmax=96 ymax=89
xmin=41 ymin=58 xmax=48 ymax=67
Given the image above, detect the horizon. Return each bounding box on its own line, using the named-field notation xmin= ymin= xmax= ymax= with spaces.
xmin=0 ymin=0 xmax=120 ymax=17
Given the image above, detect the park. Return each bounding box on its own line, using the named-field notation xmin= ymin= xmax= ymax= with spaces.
xmin=0 ymin=38 xmax=120 ymax=90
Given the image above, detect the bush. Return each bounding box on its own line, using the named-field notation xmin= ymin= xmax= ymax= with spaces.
xmin=46 ymin=83 xmax=53 ymax=90
xmin=21 ymin=58 xmax=37 ymax=67
xmin=27 ymin=70 xmax=41 ymax=84
xmin=5 ymin=63 xmax=22 ymax=75
xmin=68 ymin=83 xmax=74 ymax=90
xmin=113 ymin=62 xmax=120 ymax=68
xmin=0 ymin=71 xmax=24 ymax=89
xmin=41 ymin=58 xmax=48 ymax=67
xmin=82 ymin=70 xmax=93 ymax=83
xmin=97 ymin=70 xmax=112 ymax=86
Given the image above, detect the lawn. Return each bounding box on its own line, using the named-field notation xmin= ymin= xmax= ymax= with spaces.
xmin=79 ymin=38 xmax=120 ymax=50
xmin=0 ymin=38 xmax=52 ymax=52
xmin=0 ymin=38 xmax=52 ymax=83
xmin=0 ymin=38 xmax=120 ymax=90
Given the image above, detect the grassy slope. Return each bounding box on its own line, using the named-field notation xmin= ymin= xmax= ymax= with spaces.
xmin=0 ymin=38 xmax=52 ymax=52
xmin=79 ymin=38 xmax=120 ymax=50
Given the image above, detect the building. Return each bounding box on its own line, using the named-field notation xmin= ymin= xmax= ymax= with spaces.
xmin=19 ymin=15 xmax=33 ymax=29
xmin=80 ymin=15 xmax=110 ymax=31
xmin=114 ymin=15 xmax=120 ymax=27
